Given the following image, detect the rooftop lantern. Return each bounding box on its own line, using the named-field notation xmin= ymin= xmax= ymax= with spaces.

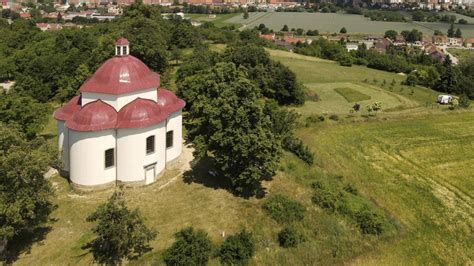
xmin=115 ymin=38 xmax=129 ymax=57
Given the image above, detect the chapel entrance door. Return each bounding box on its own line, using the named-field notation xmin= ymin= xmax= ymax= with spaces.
xmin=145 ymin=165 xmax=155 ymax=185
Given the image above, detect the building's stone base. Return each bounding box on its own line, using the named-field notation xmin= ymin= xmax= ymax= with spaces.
xmin=70 ymin=180 xmax=116 ymax=192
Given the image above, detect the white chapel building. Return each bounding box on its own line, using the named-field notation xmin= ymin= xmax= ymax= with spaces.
xmin=54 ymin=38 xmax=185 ymax=190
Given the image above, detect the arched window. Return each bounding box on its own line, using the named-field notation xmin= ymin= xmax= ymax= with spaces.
xmin=146 ymin=135 xmax=155 ymax=154
xmin=105 ymin=148 xmax=114 ymax=168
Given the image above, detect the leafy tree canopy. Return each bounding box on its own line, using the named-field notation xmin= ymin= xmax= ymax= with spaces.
xmin=85 ymin=189 xmax=157 ymax=264
xmin=163 ymin=227 xmax=212 ymax=266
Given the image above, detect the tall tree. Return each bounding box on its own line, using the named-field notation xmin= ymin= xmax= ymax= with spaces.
xmin=447 ymin=23 xmax=455 ymax=37
xmin=435 ymin=56 xmax=459 ymax=94
xmin=455 ymin=28 xmax=462 ymax=38
xmin=85 ymin=189 xmax=157 ymax=264
xmin=0 ymin=124 xmax=54 ymax=258
xmin=178 ymin=63 xmax=282 ymax=196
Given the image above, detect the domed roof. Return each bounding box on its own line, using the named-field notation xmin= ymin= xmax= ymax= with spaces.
xmin=79 ymin=55 xmax=160 ymax=95
xmin=117 ymin=98 xmax=168 ymax=129
xmin=66 ymin=100 xmax=117 ymax=132
xmin=157 ymin=88 xmax=186 ymax=114
xmin=116 ymin=38 xmax=129 ymax=45
xmin=53 ymin=95 xmax=81 ymax=121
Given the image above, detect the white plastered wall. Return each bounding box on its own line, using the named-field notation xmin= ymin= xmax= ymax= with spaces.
xmin=166 ymin=110 xmax=182 ymax=162
xmin=116 ymin=122 xmax=166 ymax=183
xmin=69 ymin=129 xmax=116 ymax=186
xmin=57 ymin=120 xmax=70 ymax=171
xmin=81 ymin=88 xmax=157 ymax=111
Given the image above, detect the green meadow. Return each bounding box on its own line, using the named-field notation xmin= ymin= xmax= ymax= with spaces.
xmin=14 ymin=48 xmax=473 ymax=265
xmin=226 ymin=12 xmax=474 ymax=37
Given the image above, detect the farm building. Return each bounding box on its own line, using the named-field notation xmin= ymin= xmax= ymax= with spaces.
xmin=54 ymin=38 xmax=185 ymax=190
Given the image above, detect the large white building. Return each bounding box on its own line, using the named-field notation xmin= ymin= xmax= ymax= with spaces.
xmin=54 ymin=38 xmax=185 ymax=190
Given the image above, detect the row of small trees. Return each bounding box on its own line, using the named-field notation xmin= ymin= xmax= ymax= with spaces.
xmin=85 ymin=188 xmax=255 ymax=265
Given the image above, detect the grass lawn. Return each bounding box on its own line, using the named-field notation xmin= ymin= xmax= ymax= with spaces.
xmin=297 ymin=112 xmax=474 ymax=264
xmin=334 ymin=87 xmax=372 ymax=102
xmin=186 ymin=13 xmax=241 ymax=28
xmin=448 ymin=48 xmax=474 ymax=63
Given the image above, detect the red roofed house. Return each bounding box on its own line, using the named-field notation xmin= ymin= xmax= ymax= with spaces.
xmin=19 ymin=12 xmax=31 ymax=19
xmin=54 ymin=38 xmax=185 ymax=190
xmin=1 ymin=0 xmax=9 ymax=8
xmin=259 ymin=33 xmax=275 ymax=41
xmin=36 ymin=23 xmax=63 ymax=31
xmin=464 ymin=38 xmax=474 ymax=48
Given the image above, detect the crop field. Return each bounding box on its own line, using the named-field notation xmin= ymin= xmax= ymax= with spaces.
xmin=14 ymin=48 xmax=473 ymax=265
xmin=186 ymin=13 xmax=242 ymax=27
xmin=226 ymin=12 xmax=474 ymax=37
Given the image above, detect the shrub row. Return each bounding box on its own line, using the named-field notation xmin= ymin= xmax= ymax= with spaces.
xmin=311 ymin=180 xmax=387 ymax=235
xmin=283 ymin=137 xmax=315 ymax=165
xmin=164 ymin=227 xmax=255 ymax=266
xmin=263 ymin=194 xmax=306 ymax=224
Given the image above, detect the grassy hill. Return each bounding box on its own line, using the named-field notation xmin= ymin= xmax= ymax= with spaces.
xmin=15 ymin=49 xmax=473 ymax=265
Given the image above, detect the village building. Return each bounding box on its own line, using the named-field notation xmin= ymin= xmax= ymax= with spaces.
xmin=346 ymin=43 xmax=359 ymax=52
xmin=432 ymin=35 xmax=449 ymax=46
xmin=448 ymin=37 xmax=462 ymax=47
xmin=373 ymin=38 xmax=392 ymax=53
xmin=53 ymin=38 xmax=185 ymax=190
xmin=463 ymin=38 xmax=474 ymax=48
xmin=36 ymin=23 xmax=63 ymax=31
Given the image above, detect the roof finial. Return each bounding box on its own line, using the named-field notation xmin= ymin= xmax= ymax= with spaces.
xmin=115 ymin=38 xmax=129 ymax=57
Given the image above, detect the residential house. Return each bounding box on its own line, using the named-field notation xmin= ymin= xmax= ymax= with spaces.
xmin=259 ymin=33 xmax=276 ymax=41
xmin=463 ymin=38 xmax=474 ymax=48
xmin=346 ymin=43 xmax=359 ymax=52
xmin=393 ymin=35 xmax=405 ymax=45
xmin=19 ymin=12 xmax=31 ymax=19
xmin=432 ymin=35 xmax=449 ymax=46
xmin=374 ymin=38 xmax=392 ymax=53
xmin=36 ymin=23 xmax=63 ymax=31
xmin=448 ymin=37 xmax=462 ymax=47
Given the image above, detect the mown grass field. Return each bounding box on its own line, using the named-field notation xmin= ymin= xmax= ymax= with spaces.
xmin=448 ymin=48 xmax=474 ymax=63
xmin=226 ymin=12 xmax=474 ymax=37
xmin=187 ymin=13 xmax=241 ymax=28
xmin=15 ymin=48 xmax=474 ymax=265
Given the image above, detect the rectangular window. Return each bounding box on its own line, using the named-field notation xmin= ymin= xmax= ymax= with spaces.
xmin=116 ymin=46 xmax=120 ymax=56
xmin=166 ymin=131 xmax=173 ymax=148
xmin=105 ymin=148 xmax=114 ymax=168
xmin=122 ymin=46 xmax=127 ymax=55
xmin=146 ymin=135 xmax=155 ymax=154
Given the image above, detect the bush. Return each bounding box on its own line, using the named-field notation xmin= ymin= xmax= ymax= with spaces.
xmin=329 ymin=114 xmax=339 ymax=121
xmin=311 ymin=187 xmax=343 ymax=212
xmin=218 ymin=230 xmax=255 ymax=265
xmin=278 ymin=226 xmax=305 ymax=248
xmin=355 ymin=207 xmax=385 ymax=235
xmin=283 ymin=137 xmax=314 ymax=165
xmin=459 ymin=94 xmax=470 ymax=108
xmin=263 ymin=194 xmax=306 ymax=223
xmin=163 ymin=227 xmax=212 ymax=266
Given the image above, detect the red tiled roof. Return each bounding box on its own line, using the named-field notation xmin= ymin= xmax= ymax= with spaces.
xmin=56 ymin=89 xmax=185 ymax=132
xmin=115 ymin=38 xmax=129 ymax=45
xmin=80 ymin=55 xmax=160 ymax=95
xmin=116 ymin=98 xmax=168 ymax=129
xmin=66 ymin=100 xmax=117 ymax=132
xmin=54 ymin=96 xmax=81 ymax=121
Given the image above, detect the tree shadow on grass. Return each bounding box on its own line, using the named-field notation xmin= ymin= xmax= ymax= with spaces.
xmin=182 ymin=157 xmax=267 ymax=199
xmin=4 ymin=225 xmax=53 ymax=263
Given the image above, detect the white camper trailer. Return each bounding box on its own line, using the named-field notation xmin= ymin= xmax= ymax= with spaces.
xmin=437 ymin=95 xmax=453 ymax=104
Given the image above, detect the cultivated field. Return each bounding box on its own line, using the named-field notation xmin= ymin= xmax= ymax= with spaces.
xmin=14 ymin=49 xmax=474 ymax=265
xmin=226 ymin=12 xmax=474 ymax=37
